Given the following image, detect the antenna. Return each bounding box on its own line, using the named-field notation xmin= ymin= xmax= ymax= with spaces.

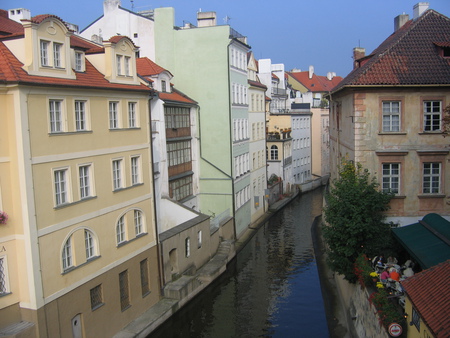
xmin=224 ymin=15 xmax=231 ymax=24
xmin=131 ymin=0 xmax=134 ymax=11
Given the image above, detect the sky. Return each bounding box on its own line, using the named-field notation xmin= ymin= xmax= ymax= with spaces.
xmin=2 ymin=0 xmax=450 ymax=78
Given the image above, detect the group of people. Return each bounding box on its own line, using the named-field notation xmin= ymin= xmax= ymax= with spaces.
xmin=372 ymin=254 xmax=415 ymax=284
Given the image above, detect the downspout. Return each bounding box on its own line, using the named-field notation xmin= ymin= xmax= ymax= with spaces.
xmin=227 ymin=39 xmax=236 ymax=240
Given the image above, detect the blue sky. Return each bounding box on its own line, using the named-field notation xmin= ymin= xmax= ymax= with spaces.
xmin=2 ymin=0 xmax=450 ymax=77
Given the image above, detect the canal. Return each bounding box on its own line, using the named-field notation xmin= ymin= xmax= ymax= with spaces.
xmin=149 ymin=187 xmax=329 ymax=337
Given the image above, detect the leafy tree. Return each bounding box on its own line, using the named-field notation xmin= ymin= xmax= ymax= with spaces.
xmin=443 ymin=104 xmax=450 ymax=137
xmin=323 ymin=160 xmax=395 ymax=282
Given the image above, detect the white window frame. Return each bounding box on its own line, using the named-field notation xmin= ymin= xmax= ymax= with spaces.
xmin=124 ymin=56 xmax=130 ymax=76
xmin=62 ymin=236 xmax=73 ymax=271
xmin=85 ymin=230 xmax=96 ymax=260
xmin=116 ymin=55 xmax=123 ymax=75
xmin=53 ymin=42 xmax=62 ymax=68
xmin=423 ymin=100 xmax=442 ymax=132
xmin=75 ymin=100 xmax=88 ymax=131
xmin=134 ymin=210 xmax=143 ymax=236
xmin=128 ymin=102 xmax=137 ymax=128
xmin=40 ymin=40 xmax=49 ymax=66
xmin=185 ymin=237 xmax=190 ymax=257
xmin=382 ymin=101 xmax=401 ymax=132
xmin=54 ymin=167 xmax=70 ymax=206
xmin=112 ymin=159 xmax=123 ymax=190
xmin=422 ymin=162 xmax=441 ymax=194
xmin=78 ymin=164 xmax=93 ymax=199
xmin=75 ymin=51 xmax=83 ymax=72
xmin=131 ymin=155 xmax=141 ymax=185
xmin=49 ymin=99 xmax=64 ymax=133
xmin=116 ymin=216 xmax=126 ymax=245
xmin=109 ymin=101 xmax=120 ymax=129
xmin=198 ymin=230 xmax=202 ymax=249
xmin=382 ymin=163 xmax=400 ymax=194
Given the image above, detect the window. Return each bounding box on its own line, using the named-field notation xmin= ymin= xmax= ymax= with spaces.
xmin=412 ymin=307 xmax=420 ymax=331
xmin=134 ymin=210 xmax=143 ymax=236
xmin=75 ymin=100 xmax=87 ymax=131
xmin=169 ymin=176 xmax=193 ymax=201
xmin=90 ymin=284 xmax=103 ymax=310
xmin=49 ymin=100 xmax=63 ymax=133
xmin=62 ymin=237 xmax=73 ymax=270
xmin=382 ymin=101 xmax=401 ymax=132
xmin=423 ymin=100 xmax=442 ymax=131
xmin=165 ymin=106 xmax=190 ymax=129
xmin=270 ymin=145 xmax=278 ymax=160
xmin=167 ymin=141 xmax=191 ymax=167
xmin=85 ymin=230 xmax=95 ymax=260
xmin=109 ymin=102 xmax=119 ymax=129
xmin=128 ymin=102 xmax=137 ymax=128
xmin=131 ymin=156 xmax=141 ymax=185
xmin=119 ymin=270 xmax=130 ymax=311
xmin=382 ymin=163 xmax=399 ymax=194
xmin=140 ymin=259 xmax=150 ymax=296
xmin=54 ymin=169 xmax=68 ymax=206
xmin=116 ymin=216 xmax=126 ymax=244
xmin=161 ymin=80 xmax=167 ymax=92
xmin=112 ymin=159 xmax=123 ymax=190
xmin=198 ymin=230 xmax=202 ymax=249
xmin=124 ymin=56 xmax=130 ymax=76
xmin=53 ymin=43 xmax=62 ymax=68
xmin=116 ymin=55 xmax=122 ymax=75
xmin=79 ymin=165 xmax=91 ymax=199
xmin=75 ymin=52 xmax=83 ymax=72
xmin=40 ymin=40 xmax=49 ymax=66
xmin=185 ymin=237 xmax=190 ymax=257
xmin=0 ymin=257 xmax=9 ymax=295
xmin=423 ymin=162 xmax=441 ymax=194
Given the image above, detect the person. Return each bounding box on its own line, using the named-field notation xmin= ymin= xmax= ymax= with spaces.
xmin=403 ymin=267 xmax=414 ymax=278
xmin=390 ymin=268 xmax=400 ymax=282
xmin=387 ymin=256 xmax=398 ymax=265
xmin=380 ymin=268 xmax=390 ymax=283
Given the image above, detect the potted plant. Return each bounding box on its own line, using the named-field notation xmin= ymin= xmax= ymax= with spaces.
xmin=0 ymin=211 xmax=8 ymax=225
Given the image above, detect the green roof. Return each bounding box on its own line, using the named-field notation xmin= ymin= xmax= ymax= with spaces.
xmin=392 ymin=213 xmax=450 ymax=270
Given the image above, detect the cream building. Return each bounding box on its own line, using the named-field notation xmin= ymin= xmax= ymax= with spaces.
xmin=0 ymin=9 xmax=160 ymax=337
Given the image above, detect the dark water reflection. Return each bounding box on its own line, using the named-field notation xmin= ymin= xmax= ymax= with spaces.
xmin=149 ymin=188 xmax=328 ymax=338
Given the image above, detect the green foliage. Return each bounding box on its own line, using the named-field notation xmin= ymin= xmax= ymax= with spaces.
xmin=323 ymin=160 xmax=395 ymax=282
xmin=354 ymin=254 xmax=376 ymax=288
xmin=369 ymin=289 xmax=405 ymax=329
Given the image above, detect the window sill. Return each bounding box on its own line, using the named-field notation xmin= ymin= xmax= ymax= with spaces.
xmin=418 ymin=131 xmax=444 ymax=135
xmin=117 ymin=233 xmax=147 ymax=248
xmin=0 ymin=292 xmax=12 ymax=298
xmin=391 ymin=195 xmax=406 ymax=199
xmin=62 ymin=255 xmax=101 ymax=275
xmin=91 ymin=302 xmax=105 ymax=312
xmin=378 ymin=132 xmax=407 ymax=135
xmin=418 ymin=194 xmax=446 ymax=199
xmin=113 ymin=184 xmax=142 ymax=193
xmin=55 ymin=196 xmax=97 ymax=209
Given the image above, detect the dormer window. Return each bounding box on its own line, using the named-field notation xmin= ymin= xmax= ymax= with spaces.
xmin=161 ymin=80 xmax=167 ymax=92
xmin=53 ymin=43 xmax=62 ymax=68
xmin=75 ymin=52 xmax=83 ymax=72
xmin=124 ymin=56 xmax=130 ymax=76
xmin=40 ymin=40 xmax=49 ymax=66
xmin=116 ymin=55 xmax=122 ymax=75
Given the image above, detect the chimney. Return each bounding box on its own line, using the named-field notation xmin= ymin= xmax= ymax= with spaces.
xmin=394 ymin=13 xmax=410 ymax=31
xmin=353 ymin=47 xmax=365 ymax=69
xmin=197 ymin=11 xmax=217 ymax=27
xmin=308 ymin=65 xmax=314 ymax=79
xmin=8 ymin=8 xmax=31 ymax=23
xmin=327 ymin=72 xmax=335 ymax=80
xmin=104 ymin=0 xmax=121 ymax=14
xmin=413 ymin=2 xmax=429 ymax=20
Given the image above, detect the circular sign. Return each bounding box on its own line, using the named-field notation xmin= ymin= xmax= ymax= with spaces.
xmin=388 ymin=323 xmax=402 ymax=337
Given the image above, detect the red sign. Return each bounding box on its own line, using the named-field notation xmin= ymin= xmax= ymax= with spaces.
xmin=388 ymin=323 xmax=402 ymax=337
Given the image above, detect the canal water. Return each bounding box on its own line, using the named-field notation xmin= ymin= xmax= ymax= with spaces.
xmin=149 ymin=188 xmax=328 ymax=338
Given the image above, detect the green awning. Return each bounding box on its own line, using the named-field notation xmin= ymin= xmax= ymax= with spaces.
xmin=392 ymin=213 xmax=450 ymax=270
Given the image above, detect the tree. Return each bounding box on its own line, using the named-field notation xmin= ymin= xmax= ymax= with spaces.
xmin=443 ymin=104 xmax=450 ymax=137
xmin=323 ymin=160 xmax=395 ymax=282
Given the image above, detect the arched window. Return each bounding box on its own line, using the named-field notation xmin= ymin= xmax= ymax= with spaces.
xmin=116 ymin=216 xmax=126 ymax=245
xmin=84 ymin=230 xmax=95 ymax=260
xmin=62 ymin=236 xmax=73 ymax=271
xmin=134 ymin=210 xmax=143 ymax=236
xmin=270 ymin=145 xmax=278 ymax=160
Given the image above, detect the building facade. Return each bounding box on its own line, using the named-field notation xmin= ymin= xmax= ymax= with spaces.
xmin=0 ymin=10 xmax=160 ymax=337
xmin=328 ymin=4 xmax=450 ymax=225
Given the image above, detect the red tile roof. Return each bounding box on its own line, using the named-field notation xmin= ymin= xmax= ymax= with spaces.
xmin=287 ymin=71 xmax=343 ymax=92
xmin=0 ymin=9 xmax=23 ymax=35
xmin=248 ymin=79 xmax=267 ymax=90
xmin=136 ymin=57 xmax=170 ymax=77
xmin=333 ymin=9 xmax=450 ymax=93
xmin=401 ymin=260 xmax=450 ymax=337
xmin=0 ymin=41 xmax=149 ymax=92
xmin=159 ymin=89 xmax=196 ymax=105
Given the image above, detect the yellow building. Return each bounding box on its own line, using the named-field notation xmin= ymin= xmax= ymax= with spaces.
xmin=0 ymin=9 xmax=160 ymax=337
xmin=328 ymin=6 xmax=450 ymax=225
